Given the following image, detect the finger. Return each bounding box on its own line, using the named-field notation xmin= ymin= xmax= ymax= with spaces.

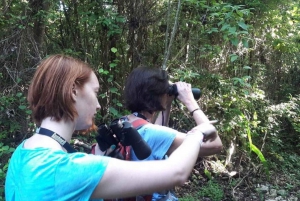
xmin=105 ymin=144 xmax=116 ymax=156
xmin=209 ymin=120 xmax=219 ymax=124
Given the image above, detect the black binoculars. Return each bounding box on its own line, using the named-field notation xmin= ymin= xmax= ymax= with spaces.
xmin=168 ymin=84 xmax=201 ymax=100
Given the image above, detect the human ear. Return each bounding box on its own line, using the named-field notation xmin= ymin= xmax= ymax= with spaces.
xmin=72 ymin=83 xmax=77 ymax=99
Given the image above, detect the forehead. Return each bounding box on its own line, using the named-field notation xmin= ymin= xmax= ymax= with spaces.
xmin=87 ymin=72 xmax=99 ymax=89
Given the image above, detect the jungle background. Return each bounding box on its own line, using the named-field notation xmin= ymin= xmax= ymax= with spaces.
xmin=1 ymin=0 xmax=300 ymax=200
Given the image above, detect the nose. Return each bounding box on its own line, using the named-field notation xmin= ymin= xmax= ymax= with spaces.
xmin=96 ymin=100 xmax=101 ymax=111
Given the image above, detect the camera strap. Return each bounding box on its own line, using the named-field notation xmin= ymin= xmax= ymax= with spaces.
xmin=36 ymin=127 xmax=77 ymax=153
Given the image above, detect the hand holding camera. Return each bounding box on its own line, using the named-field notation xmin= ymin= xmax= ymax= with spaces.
xmin=96 ymin=119 xmax=152 ymax=160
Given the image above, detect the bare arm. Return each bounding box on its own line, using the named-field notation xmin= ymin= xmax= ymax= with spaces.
xmin=91 ymin=124 xmax=214 ymax=199
xmin=166 ymin=82 xmax=223 ymax=157
xmin=167 ymin=132 xmax=222 ymax=157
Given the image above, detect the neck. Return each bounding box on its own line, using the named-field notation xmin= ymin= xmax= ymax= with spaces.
xmin=39 ymin=117 xmax=75 ymax=142
xmin=136 ymin=111 xmax=156 ymax=123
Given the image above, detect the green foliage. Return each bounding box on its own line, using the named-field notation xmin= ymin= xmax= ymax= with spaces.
xmin=0 ymin=143 xmax=15 ymax=200
xmin=244 ymin=115 xmax=269 ymax=176
xmin=204 ymin=169 xmax=212 ymax=180
xmin=202 ymin=3 xmax=252 ymax=48
xmin=0 ymin=92 xmax=32 ymax=141
xmin=0 ymin=91 xmax=32 ymax=199
xmin=178 ymin=180 xmax=224 ymax=201
xmin=1 ymin=0 xmax=300 ymax=199
xmin=197 ymin=180 xmax=224 ymax=201
xmin=265 ymin=95 xmax=300 ymax=156
xmin=179 ymin=196 xmax=198 ymax=201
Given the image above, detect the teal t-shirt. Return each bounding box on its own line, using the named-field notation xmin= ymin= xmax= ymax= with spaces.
xmin=130 ymin=124 xmax=178 ymax=201
xmin=5 ymin=141 xmax=110 ymax=201
xmin=130 ymin=124 xmax=177 ymax=161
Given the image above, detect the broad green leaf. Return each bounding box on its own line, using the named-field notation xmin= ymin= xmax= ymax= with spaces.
xmin=109 ymin=63 xmax=117 ymax=68
xmin=243 ymin=66 xmax=252 ymax=70
xmin=236 ymin=10 xmax=243 ymax=17
xmin=238 ymin=21 xmax=248 ymax=30
xmin=220 ymin=24 xmax=230 ymax=31
xmin=228 ymin=26 xmax=237 ymax=34
xmin=232 ymin=77 xmax=242 ymax=85
xmin=111 ymin=47 xmax=117 ymax=53
xmin=98 ymin=68 xmax=109 ymax=75
xmin=16 ymin=93 xmax=22 ymax=97
xmin=242 ymin=38 xmax=249 ymax=48
xmin=230 ymin=54 xmax=239 ymax=62
xmin=19 ymin=105 xmax=26 ymax=110
xmin=110 ymin=87 xmax=118 ymax=94
xmin=242 ymin=76 xmax=251 ymax=80
xmin=2 ymin=145 xmax=9 ymax=151
xmin=231 ymin=38 xmax=239 ymax=46
xmin=99 ymin=93 xmax=106 ymax=98
xmin=9 ymin=147 xmax=15 ymax=152
xmin=109 ymin=107 xmax=118 ymax=116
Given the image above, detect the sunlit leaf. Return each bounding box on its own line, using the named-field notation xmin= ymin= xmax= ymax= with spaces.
xmin=243 ymin=66 xmax=251 ymax=70
xmin=204 ymin=169 xmax=212 ymax=180
xmin=111 ymin=47 xmax=117 ymax=53
xmin=109 ymin=63 xmax=117 ymax=68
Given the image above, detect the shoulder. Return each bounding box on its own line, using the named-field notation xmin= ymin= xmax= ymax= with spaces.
xmin=11 ymin=145 xmax=111 ymax=175
xmin=133 ymin=125 xmax=178 ymax=160
xmin=57 ymin=152 xmax=110 ymax=170
xmin=140 ymin=123 xmax=178 ymax=134
xmin=138 ymin=124 xmax=177 ymax=147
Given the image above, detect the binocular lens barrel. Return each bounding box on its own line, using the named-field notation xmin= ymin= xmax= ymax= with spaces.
xmin=169 ymin=84 xmax=201 ymax=100
xmin=192 ymin=88 xmax=201 ymax=100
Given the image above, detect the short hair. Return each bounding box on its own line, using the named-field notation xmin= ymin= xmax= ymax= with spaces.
xmin=124 ymin=65 xmax=169 ymax=113
xmin=27 ymin=54 xmax=93 ymax=126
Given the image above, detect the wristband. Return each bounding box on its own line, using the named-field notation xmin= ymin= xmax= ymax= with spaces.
xmin=190 ymin=108 xmax=200 ymax=116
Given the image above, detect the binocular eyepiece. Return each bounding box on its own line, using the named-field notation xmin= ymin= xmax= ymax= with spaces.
xmin=168 ymin=84 xmax=201 ymax=100
xmin=96 ymin=119 xmax=152 ymax=160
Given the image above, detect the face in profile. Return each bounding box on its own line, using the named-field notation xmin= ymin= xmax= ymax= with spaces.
xmin=73 ymin=72 xmax=101 ymax=131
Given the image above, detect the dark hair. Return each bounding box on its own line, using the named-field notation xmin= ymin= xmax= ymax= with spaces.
xmin=124 ymin=65 xmax=169 ymax=113
xmin=27 ymin=54 xmax=93 ymax=126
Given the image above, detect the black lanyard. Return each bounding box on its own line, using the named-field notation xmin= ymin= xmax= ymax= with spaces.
xmin=133 ymin=112 xmax=149 ymax=122
xmin=36 ymin=127 xmax=77 ymax=153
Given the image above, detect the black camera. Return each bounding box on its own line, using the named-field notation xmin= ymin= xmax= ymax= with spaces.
xmin=168 ymin=84 xmax=201 ymax=100
xmin=96 ymin=119 xmax=152 ymax=160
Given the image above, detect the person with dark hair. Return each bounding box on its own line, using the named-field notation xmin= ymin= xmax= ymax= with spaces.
xmin=122 ymin=65 xmax=223 ymax=201
xmin=5 ymin=55 xmax=218 ymax=201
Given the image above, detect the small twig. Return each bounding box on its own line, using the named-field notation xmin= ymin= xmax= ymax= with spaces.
xmin=162 ymin=0 xmax=181 ymax=70
xmin=232 ymin=169 xmax=252 ymax=200
xmin=261 ymin=130 xmax=267 ymax=152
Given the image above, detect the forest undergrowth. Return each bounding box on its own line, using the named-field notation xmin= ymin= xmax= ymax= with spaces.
xmin=175 ymin=150 xmax=300 ymax=201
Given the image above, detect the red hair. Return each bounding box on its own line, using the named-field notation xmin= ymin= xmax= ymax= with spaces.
xmin=27 ymin=54 xmax=93 ymax=126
